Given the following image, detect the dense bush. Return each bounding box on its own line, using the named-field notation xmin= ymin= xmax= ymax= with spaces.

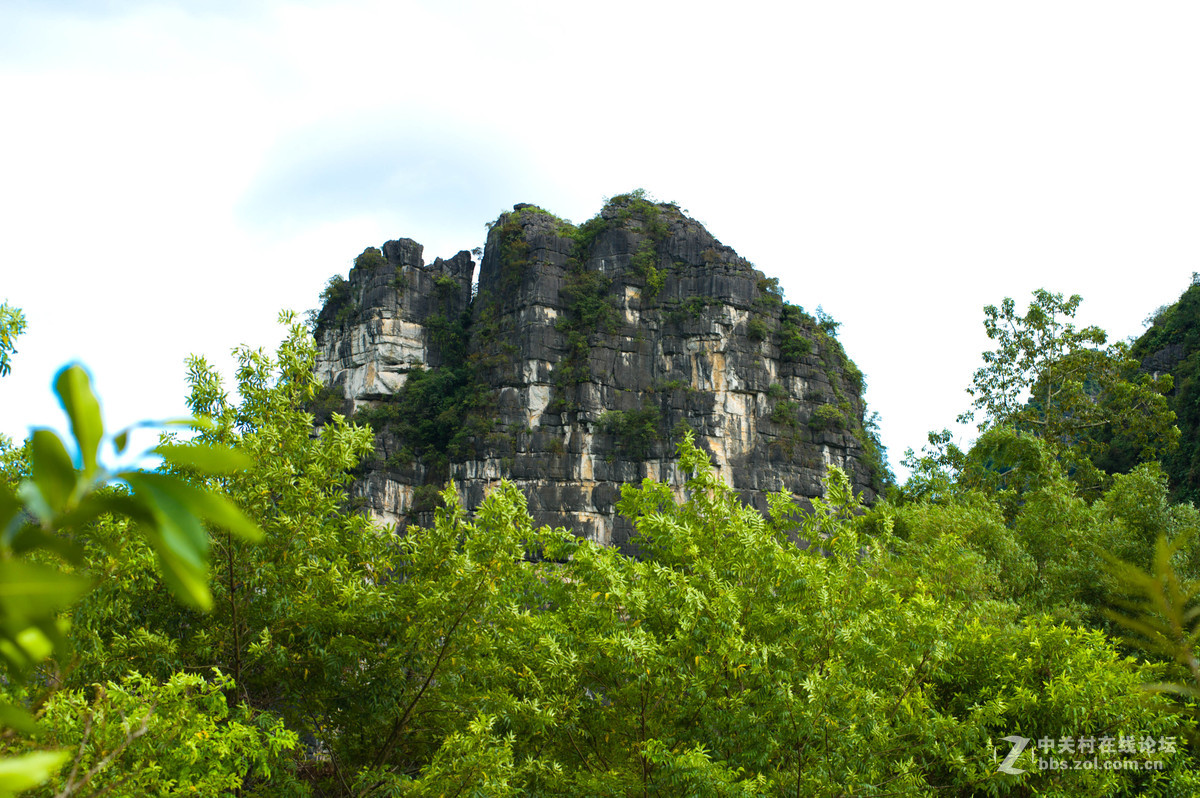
xmin=598 ymin=406 xmax=661 ymax=460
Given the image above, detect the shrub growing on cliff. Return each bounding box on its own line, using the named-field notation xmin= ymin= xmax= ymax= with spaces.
xmin=310 ymin=273 xmax=353 ymax=331
xmin=353 ymin=246 xmax=386 ymax=271
xmin=778 ymin=303 xmax=814 ymax=360
xmin=598 ymin=406 xmax=661 ymax=460
xmin=809 ymin=403 xmax=845 ymax=431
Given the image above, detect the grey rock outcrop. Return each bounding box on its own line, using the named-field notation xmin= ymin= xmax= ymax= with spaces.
xmin=315 ymin=195 xmax=886 ymax=547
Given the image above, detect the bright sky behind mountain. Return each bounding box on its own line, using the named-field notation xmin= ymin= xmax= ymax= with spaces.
xmin=2 ymin=0 xmax=1199 ymax=477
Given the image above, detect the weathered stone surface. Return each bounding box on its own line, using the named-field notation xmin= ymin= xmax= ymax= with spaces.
xmin=315 ymin=196 xmax=885 ymax=548
xmin=315 ymin=241 xmax=474 ymax=407
xmin=1143 ymin=342 xmax=1187 ymax=379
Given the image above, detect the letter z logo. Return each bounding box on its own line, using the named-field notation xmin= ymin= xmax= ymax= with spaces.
xmin=997 ymin=735 xmax=1031 ymax=774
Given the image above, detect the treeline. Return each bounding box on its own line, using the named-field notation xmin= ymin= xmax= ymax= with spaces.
xmin=0 ymin=288 xmax=1199 ymax=796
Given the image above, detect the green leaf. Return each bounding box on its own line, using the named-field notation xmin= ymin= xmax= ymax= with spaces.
xmin=176 ymin=486 xmax=264 ymax=543
xmin=8 ymin=524 xmax=85 ymax=565
xmin=0 ymin=561 xmax=91 ymax=625
xmin=0 ymin=703 xmax=37 ymax=735
xmin=0 ymin=483 xmax=19 ymax=545
xmin=121 ymin=471 xmax=263 ymax=543
xmin=110 ymin=417 xmax=214 ymax=457
xmin=123 ymin=473 xmax=212 ymax=611
xmin=54 ymin=365 xmax=103 ymax=476
xmin=24 ymin=430 xmax=77 ymax=519
xmin=0 ymin=750 xmax=70 ymax=795
xmin=0 ymin=562 xmax=88 ymax=672
xmin=155 ymin=442 xmax=252 ymax=474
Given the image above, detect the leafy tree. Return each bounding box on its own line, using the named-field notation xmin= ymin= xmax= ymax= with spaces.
xmin=897 ymin=428 xmax=967 ymax=504
xmin=0 ymin=302 xmax=25 ymax=378
xmin=959 ymin=289 xmax=1177 ymax=494
xmin=1105 ymin=534 xmax=1200 ymax=705
xmin=0 ymin=364 xmax=274 ymax=795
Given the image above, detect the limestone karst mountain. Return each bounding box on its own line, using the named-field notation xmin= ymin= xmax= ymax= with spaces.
xmin=312 ymin=193 xmax=888 ymax=547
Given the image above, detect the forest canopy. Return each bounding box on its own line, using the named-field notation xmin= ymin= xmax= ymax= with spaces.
xmin=1 ymin=289 xmax=1199 ymax=796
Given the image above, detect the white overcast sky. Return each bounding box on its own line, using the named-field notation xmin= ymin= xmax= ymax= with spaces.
xmin=2 ymin=0 xmax=1198 ymax=479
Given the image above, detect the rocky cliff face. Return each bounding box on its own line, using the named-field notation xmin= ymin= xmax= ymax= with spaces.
xmin=315 ymin=194 xmax=886 ymax=547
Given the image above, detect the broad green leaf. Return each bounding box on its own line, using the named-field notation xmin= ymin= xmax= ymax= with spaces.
xmin=121 ymin=471 xmax=262 ymax=543
xmin=0 ymin=561 xmax=90 ymax=624
xmin=155 ymin=442 xmax=252 ymax=474
xmin=25 ymin=430 xmax=77 ymax=518
xmin=70 ymin=492 xmax=157 ymax=528
xmin=145 ymin=538 xmax=211 ymax=611
xmin=0 ymin=562 xmax=86 ymax=670
xmin=110 ymin=417 xmax=214 ymax=457
xmin=0 ymin=703 xmax=37 ymax=735
xmin=54 ymin=365 xmax=103 ymax=476
xmin=0 ymin=750 xmax=70 ymax=795
xmin=8 ymin=524 xmax=84 ymax=565
xmin=0 ymin=483 xmax=19 ymax=544
xmin=183 ymin=488 xmax=263 ymax=543
xmin=0 ymin=618 xmax=70 ymax=674
xmin=124 ymin=473 xmax=212 ymax=610
xmin=124 ymin=475 xmax=209 ymax=565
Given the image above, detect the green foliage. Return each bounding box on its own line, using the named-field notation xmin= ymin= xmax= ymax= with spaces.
xmin=17 ymin=218 xmax=1200 ymax=794
xmin=92 ymin=315 xmax=383 ymax=793
xmin=746 ymin=316 xmax=769 ymax=342
xmin=495 ymin=213 xmax=531 ymax=297
xmin=855 ymin=410 xmax=893 ymax=492
xmin=769 ymin=398 xmax=799 ymax=426
xmin=424 ymin=311 xmax=470 ymax=363
xmin=22 ymin=670 xmax=302 ymax=797
xmin=651 ymin=378 xmax=691 ymax=394
xmin=558 ymin=269 xmax=618 ymax=335
xmin=598 ymin=406 xmax=661 ymax=460
xmin=1105 ymin=534 xmax=1200 ymax=705
xmin=814 ymin=304 xmax=840 ymax=337
xmin=357 ymin=363 xmax=491 ymax=484
xmin=551 ymin=260 xmax=619 ymax=409
xmin=1131 ymin=281 xmax=1200 ymax=502
xmin=1133 ymin=279 xmax=1200 ymax=357
xmin=0 ymin=302 xmax=26 ymax=378
xmin=433 ymin=273 xmax=459 ymax=298
xmin=310 ymin=274 xmax=354 ymax=331
xmin=755 ymin=276 xmax=784 ymax=305
xmin=569 ymin=213 xmax=610 ymax=254
xmin=778 ymin=303 xmax=814 ymax=361
xmin=664 ymin=295 xmax=717 ymax=326
xmin=808 ymin=403 xmax=845 ymax=431
xmin=843 ymin=359 xmax=864 ymax=394
xmin=0 ymin=360 xmax=264 ymax=793
xmin=304 ymin=383 xmax=347 ymax=427
xmin=7 ymin=333 xmax=1200 ymax=793
xmin=960 ymin=289 xmax=1177 ymax=492
xmin=354 ymin=247 xmax=386 ymax=271
xmin=629 ymin=240 xmax=663 ymax=301
xmin=899 ymin=429 xmax=967 ymax=504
